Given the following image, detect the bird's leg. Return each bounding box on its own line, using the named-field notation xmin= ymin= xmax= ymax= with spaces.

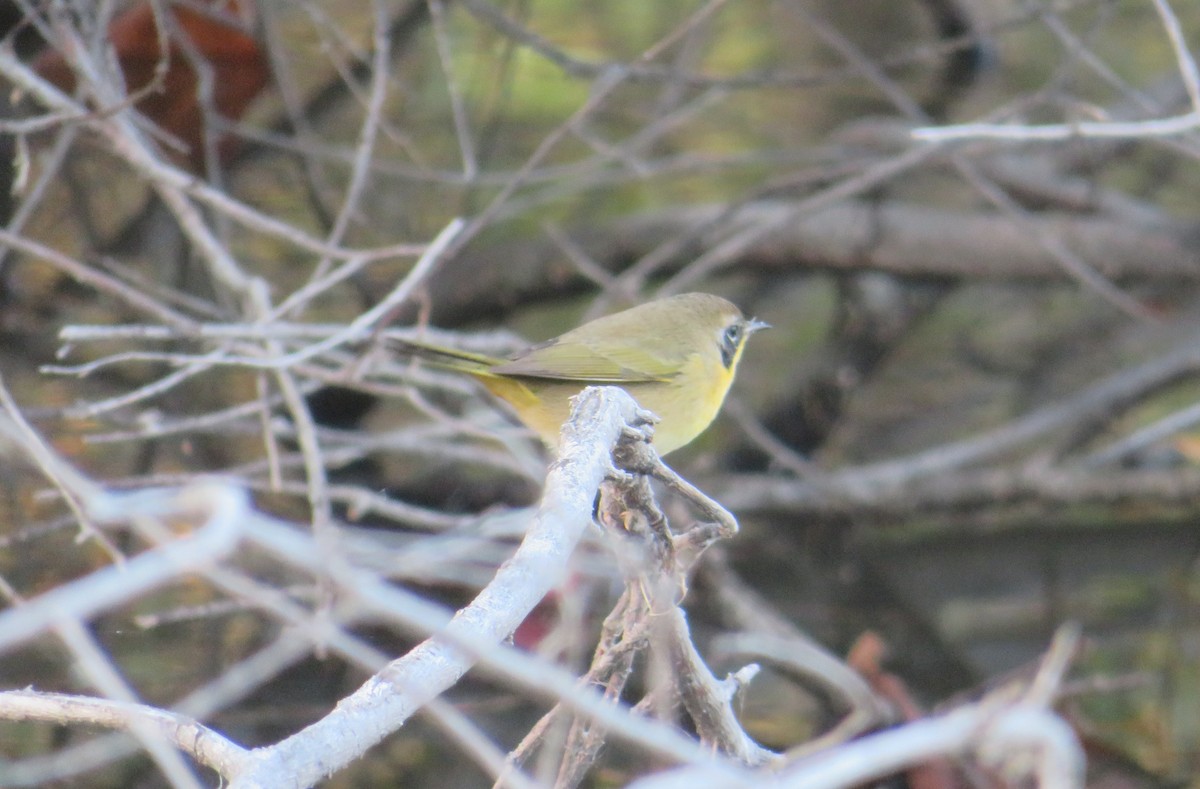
xmin=605 ymin=421 xmax=745 ymax=600
xmin=612 ymin=436 xmax=740 ymax=550
xmin=597 ymin=473 xmax=678 ymax=579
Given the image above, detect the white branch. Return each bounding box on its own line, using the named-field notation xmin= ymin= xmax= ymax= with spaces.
xmin=0 ymin=481 xmax=247 ymax=653
xmin=229 ymin=387 xmax=736 ymax=788
xmin=914 ymin=0 xmax=1200 ymax=145
xmin=629 ymin=700 xmax=1084 ymax=789
xmin=0 ymin=690 xmax=248 ymax=778
xmin=912 ymin=111 xmax=1200 ymax=143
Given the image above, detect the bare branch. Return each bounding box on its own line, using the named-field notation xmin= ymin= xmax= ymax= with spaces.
xmin=228 ymin=387 xmax=734 ymax=787
xmin=0 ymin=690 xmax=248 ymax=778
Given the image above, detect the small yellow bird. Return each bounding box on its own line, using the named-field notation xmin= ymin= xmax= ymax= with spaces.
xmin=392 ymin=293 xmax=768 ymax=455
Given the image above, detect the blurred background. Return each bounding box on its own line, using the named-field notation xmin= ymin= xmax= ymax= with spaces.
xmin=0 ymin=0 xmax=1198 ymax=786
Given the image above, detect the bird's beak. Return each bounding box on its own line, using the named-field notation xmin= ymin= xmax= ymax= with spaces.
xmin=746 ymin=317 xmax=771 ymax=334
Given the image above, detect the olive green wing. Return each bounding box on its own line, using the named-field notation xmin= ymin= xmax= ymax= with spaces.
xmin=490 ymin=337 xmax=680 ymax=383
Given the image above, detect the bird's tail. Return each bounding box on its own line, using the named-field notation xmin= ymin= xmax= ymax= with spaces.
xmin=387 ymin=337 xmax=503 ymax=377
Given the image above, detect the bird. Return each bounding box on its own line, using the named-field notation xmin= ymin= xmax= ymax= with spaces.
xmin=391 ymin=292 xmax=768 ymax=455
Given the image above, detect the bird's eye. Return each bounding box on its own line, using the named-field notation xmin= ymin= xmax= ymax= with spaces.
xmin=719 ymin=322 xmax=743 ymax=368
